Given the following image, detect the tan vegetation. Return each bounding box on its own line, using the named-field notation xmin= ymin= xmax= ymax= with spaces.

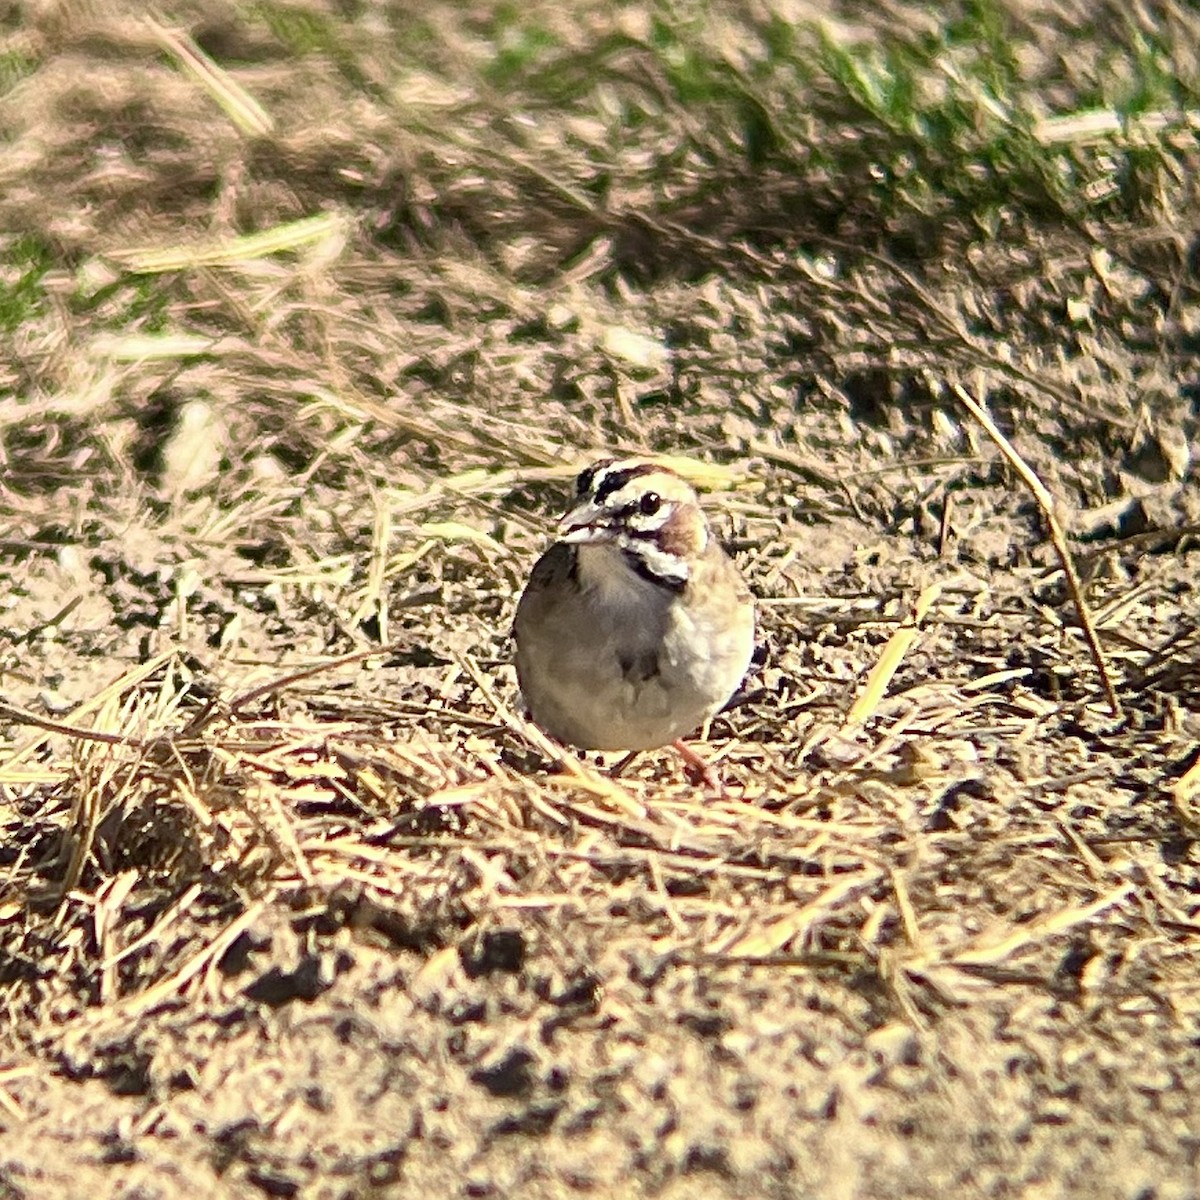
xmin=0 ymin=2 xmax=1198 ymax=1196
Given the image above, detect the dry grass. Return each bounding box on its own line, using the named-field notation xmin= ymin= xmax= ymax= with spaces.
xmin=0 ymin=2 xmax=1199 ymax=1197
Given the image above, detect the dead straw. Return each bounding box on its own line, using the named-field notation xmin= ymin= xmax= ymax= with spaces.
xmin=949 ymin=382 xmax=1121 ymax=716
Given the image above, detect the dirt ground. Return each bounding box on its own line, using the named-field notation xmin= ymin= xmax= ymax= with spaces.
xmin=1 ymin=2 xmax=1199 ymax=1198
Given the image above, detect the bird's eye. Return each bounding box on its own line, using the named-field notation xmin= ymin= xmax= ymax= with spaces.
xmin=576 ymin=465 xmax=597 ymax=496
xmin=638 ymin=491 xmax=662 ymax=516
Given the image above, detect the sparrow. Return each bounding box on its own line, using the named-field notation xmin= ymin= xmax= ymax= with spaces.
xmin=513 ymin=457 xmax=755 ymax=768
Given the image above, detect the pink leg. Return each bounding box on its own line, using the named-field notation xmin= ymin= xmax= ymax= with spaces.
xmin=672 ymin=740 xmax=724 ymax=794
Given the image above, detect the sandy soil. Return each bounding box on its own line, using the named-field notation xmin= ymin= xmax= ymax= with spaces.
xmin=1 ymin=3 xmax=1199 ymax=1198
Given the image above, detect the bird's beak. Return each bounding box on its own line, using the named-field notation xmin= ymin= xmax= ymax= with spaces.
xmin=557 ymin=498 xmax=615 ymax=544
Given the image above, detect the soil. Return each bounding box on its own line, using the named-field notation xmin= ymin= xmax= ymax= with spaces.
xmin=1 ymin=4 xmax=1199 ymax=1199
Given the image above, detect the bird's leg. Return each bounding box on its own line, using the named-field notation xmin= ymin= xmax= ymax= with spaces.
xmin=672 ymin=740 xmax=724 ymax=794
xmin=608 ymin=750 xmax=641 ymax=779
xmin=608 ymin=744 xmax=724 ymax=793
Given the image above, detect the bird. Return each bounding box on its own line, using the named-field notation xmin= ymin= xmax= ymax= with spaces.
xmin=513 ymin=457 xmax=755 ymax=779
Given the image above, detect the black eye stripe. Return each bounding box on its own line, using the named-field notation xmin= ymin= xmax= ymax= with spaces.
xmin=573 ymin=460 xmax=609 ymax=494
xmin=593 ymin=463 xmax=658 ymax=503
xmin=594 ymin=468 xmax=635 ymax=503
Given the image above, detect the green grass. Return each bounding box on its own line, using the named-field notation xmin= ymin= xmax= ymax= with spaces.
xmin=0 ymin=236 xmax=175 ymax=382
xmin=0 ymin=46 xmax=39 ymax=98
xmin=340 ymin=0 xmax=1200 ymax=237
xmin=0 ymin=236 xmax=54 ymax=335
